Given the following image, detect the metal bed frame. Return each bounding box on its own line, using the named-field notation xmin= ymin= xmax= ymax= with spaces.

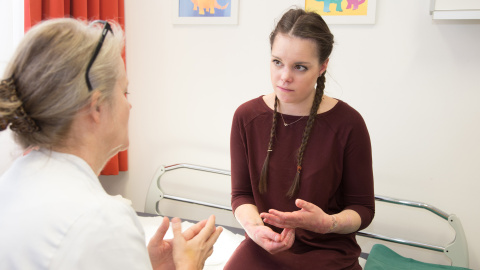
xmin=144 ymin=163 xmax=469 ymax=268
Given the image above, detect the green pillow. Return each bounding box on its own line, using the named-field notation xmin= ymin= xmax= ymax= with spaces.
xmin=364 ymin=244 xmax=470 ymax=270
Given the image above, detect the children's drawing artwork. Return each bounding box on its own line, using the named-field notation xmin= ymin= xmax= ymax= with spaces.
xmin=303 ymin=0 xmax=376 ymax=24
xmin=179 ymin=0 xmax=232 ymax=18
xmin=315 ymin=0 xmax=344 ymax=13
xmin=173 ymin=0 xmax=238 ymax=24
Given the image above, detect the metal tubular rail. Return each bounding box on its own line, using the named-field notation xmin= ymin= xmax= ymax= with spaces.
xmin=373 ymin=195 xmax=450 ymax=220
xmin=356 ymin=231 xmax=444 ymax=253
xmin=144 ymin=163 xmax=469 ymax=268
xmin=152 ymin=164 xmax=450 ymax=219
xmin=161 ymin=164 xmax=232 ymax=210
xmin=161 ymin=194 xmax=232 ymax=211
xmin=164 ymin=163 xmax=231 ymax=176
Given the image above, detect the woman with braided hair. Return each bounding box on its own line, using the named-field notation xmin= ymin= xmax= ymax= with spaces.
xmin=0 ymin=18 xmax=222 ymax=269
xmin=225 ymin=8 xmax=374 ymax=269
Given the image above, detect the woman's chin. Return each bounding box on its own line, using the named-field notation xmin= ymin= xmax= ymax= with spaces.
xmin=107 ymin=143 xmax=129 ymax=157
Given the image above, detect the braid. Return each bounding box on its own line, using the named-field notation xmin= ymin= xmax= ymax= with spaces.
xmin=286 ymin=73 xmax=326 ymax=198
xmin=267 ymin=8 xmax=333 ymax=198
xmin=259 ymin=96 xmax=279 ymax=193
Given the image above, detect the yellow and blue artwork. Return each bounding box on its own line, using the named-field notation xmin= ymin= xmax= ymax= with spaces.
xmin=305 ymin=0 xmax=369 ymax=16
xmin=179 ymin=0 xmax=231 ymax=17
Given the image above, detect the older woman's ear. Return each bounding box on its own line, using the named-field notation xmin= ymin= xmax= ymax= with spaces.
xmin=86 ymin=91 xmax=103 ymax=124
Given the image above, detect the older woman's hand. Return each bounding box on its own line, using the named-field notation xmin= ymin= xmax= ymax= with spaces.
xmin=147 ymin=216 xmax=176 ymax=269
xmin=247 ymin=225 xmax=295 ymax=254
xmin=260 ymin=199 xmax=333 ymax=234
xmin=171 ymin=215 xmax=223 ymax=270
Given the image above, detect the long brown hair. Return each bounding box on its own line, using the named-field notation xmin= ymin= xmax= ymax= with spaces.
xmin=259 ymin=8 xmax=334 ymax=198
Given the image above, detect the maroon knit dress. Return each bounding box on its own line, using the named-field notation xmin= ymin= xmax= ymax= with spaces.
xmin=225 ymin=96 xmax=375 ymax=270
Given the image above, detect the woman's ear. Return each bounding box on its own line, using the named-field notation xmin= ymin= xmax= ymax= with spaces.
xmin=88 ymin=91 xmax=103 ymax=124
xmin=319 ymin=58 xmax=330 ymax=76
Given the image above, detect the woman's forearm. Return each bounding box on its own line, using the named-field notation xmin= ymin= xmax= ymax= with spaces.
xmin=234 ymin=204 xmax=264 ymax=237
xmin=328 ymin=209 xmax=361 ymax=234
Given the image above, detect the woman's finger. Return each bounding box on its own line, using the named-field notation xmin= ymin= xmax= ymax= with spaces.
xmin=171 ymin=217 xmax=183 ymax=240
xmin=263 ymin=218 xmax=286 ymax=229
xmin=206 ymin=226 xmax=223 ymax=246
xmin=267 ymin=236 xmax=293 ymax=254
xmin=268 ymin=209 xmax=287 ymax=217
xmin=264 ymin=212 xmax=300 ymax=229
xmin=196 ymin=215 xmax=217 ymax=240
xmin=262 ymin=212 xmax=290 ymax=225
xmin=182 ymin=219 xmax=207 ymax=240
xmin=149 ymin=216 xmax=170 ymax=245
xmin=261 ymin=227 xmax=283 ymax=242
xmin=207 ymin=246 xmax=214 ymax=257
xmin=260 ymin=212 xmax=280 ymax=221
xmin=279 ymin=228 xmax=295 ymax=249
xmin=296 ymin=199 xmax=315 ymax=212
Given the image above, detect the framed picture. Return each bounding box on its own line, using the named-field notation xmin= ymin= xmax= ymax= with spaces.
xmin=172 ymin=0 xmax=239 ymax=25
xmin=297 ymin=0 xmax=377 ymax=24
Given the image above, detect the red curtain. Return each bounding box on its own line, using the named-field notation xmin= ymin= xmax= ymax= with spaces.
xmin=24 ymin=0 xmax=128 ymax=175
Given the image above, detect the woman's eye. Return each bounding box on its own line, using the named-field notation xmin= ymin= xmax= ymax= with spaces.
xmin=272 ymin=59 xmax=282 ymax=66
xmin=295 ymin=65 xmax=307 ymax=71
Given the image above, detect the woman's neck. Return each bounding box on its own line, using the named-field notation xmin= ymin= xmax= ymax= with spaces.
xmin=263 ymin=92 xmax=338 ymax=116
xmin=278 ymin=101 xmax=312 ymax=116
xmin=50 ymin=116 xmax=113 ymax=176
xmin=262 ymin=92 xmax=314 ymax=116
xmin=51 ymin=143 xmax=109 ymax=176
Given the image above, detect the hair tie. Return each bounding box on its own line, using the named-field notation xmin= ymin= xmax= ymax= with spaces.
xmin=0 ymin=76 xmax=40 ymax=133
xmin=297 ymin=165 xmax=302 ymax=172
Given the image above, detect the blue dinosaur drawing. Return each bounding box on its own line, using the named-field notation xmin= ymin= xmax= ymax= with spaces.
xmin=314 ymin=0 xmax=343 ymax=13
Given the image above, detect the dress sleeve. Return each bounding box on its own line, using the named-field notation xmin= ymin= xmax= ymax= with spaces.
xmin=341 ymin=111 xmax=375 ymax=231
xmin=230 ymin=107 xmax=256 ymax=213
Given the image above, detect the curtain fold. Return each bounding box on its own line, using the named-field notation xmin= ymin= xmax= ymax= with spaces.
xmin=24 ymin=0 xmax=128 ymax=175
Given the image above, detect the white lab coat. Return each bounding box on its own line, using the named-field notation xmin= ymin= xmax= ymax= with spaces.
xmin=0 ymin=149 xmax=153 ymax=270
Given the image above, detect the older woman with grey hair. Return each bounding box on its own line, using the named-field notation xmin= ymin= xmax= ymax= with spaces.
xmin=0 ymin=18 xmax=221 ymax=270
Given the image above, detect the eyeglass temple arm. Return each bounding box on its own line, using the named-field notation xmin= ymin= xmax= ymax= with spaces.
xmin=85 ymin=21 xmax=113 ymax=91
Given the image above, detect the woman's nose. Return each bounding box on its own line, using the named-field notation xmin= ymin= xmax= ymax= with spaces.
xmin=281 ymin=69 xmax=292 ymax=83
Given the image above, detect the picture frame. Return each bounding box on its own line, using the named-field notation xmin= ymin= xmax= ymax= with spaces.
xmin=172 ymin=0 xmax=239 ymax=25
xmin=297 ymin=0 xmax=377 ymax=24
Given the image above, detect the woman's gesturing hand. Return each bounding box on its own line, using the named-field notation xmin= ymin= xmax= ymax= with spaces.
xmin=247 ymin=225 xmax=295 ymax=254
xmin=260 ymin=199 xmax=334 ymax=234
xmin=147 ymin=216 xmax=176 ymax=269
xmin=171 ymin=215 xmax=223 ymax=270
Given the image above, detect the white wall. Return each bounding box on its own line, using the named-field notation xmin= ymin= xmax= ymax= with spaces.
xmin=1 ymin=0 xmax=479 ymax=268
xmin=0 ymin=0 xmax=24 ymax=173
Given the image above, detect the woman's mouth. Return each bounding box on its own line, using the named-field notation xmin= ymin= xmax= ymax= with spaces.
xmin=277 ymin=86 xmax=294 ymax=92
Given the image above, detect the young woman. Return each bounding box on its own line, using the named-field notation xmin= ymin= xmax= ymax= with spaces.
xmin=0 ymin=18 xmax=221 ymax=270
xmin=225 ymin=8 xmax=374 ymax=269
